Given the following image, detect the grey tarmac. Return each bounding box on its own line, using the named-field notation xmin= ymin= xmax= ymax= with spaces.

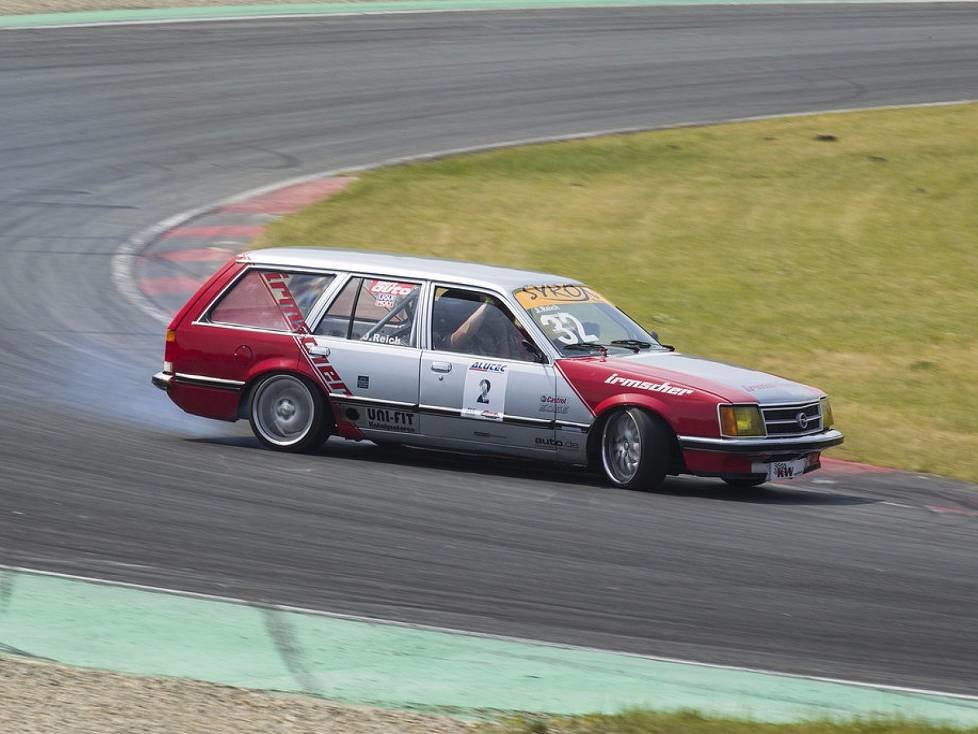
xmin=0 ymin=4 xmax=977 ymax=698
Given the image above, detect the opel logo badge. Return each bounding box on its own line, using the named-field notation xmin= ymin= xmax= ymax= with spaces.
xmin=796 ymin=411 xmax=809 ymax=430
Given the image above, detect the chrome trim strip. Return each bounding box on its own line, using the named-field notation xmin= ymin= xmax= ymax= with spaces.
xmin=151 ymin=372 xmax=173 ymax=391
xmin=679 ymin=429 xmax=844 ymax=454
xmin=417 ymin=404 xmax=553 ymax=427
xmin=502 ymin=414 xmax=553 ymax=426
xmin=759 ymin=400 xmax=823 ymax=408
xmin=329 ymin=393 xmax=417 ymax=409
xmin=173 ymin=372 xmax=246 ymax=389
xmin=555 ymin=420 xmax=591 ymax=430
xmin=419 ymin=404 xmax=461 ymax=415
xmin=191 ymin=321 xmax=292 ymax=336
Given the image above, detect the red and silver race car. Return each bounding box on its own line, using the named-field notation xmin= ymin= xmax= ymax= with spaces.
xmin=152 ymin=249 xmax=843 ymax=490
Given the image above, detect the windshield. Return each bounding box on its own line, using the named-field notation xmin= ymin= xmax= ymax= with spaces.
xmin=514 ymin=284 xmax=666 ymax=356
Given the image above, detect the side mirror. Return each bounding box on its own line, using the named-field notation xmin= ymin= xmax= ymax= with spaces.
xmin=650 ymin=329 xmax=676 ymax=352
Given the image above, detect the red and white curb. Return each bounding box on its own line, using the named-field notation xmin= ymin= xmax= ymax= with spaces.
xmin=115 ymin=176 xmax=355 ymax=322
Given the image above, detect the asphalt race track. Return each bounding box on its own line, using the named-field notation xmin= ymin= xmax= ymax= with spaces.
xmin=2 ymin=4 xmax=978 ymax=695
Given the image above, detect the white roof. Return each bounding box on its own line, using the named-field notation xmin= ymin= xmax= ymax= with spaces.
xmin=246 ymin=247 xmax=578 ymax=292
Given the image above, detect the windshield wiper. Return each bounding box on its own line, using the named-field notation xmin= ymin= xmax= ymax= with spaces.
xmin=563 ymin=342 xmax=608 ymax=356
xmin=610 ymin=339 xmax=654 ymax=353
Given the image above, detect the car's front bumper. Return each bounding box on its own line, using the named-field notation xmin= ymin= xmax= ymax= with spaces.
xmin=678 ymin=429 xmax=844 ymax=456
xmin=151 ymin=371 xmax=173 ymax=391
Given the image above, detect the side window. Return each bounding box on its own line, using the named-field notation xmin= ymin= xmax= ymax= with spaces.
xmin=209 ymin=270 xmax=334 ymax=331
xmin=315 ymin=276 xmax=421 ymax=348
xmin=430 ymin=287 xmax=540 ymax=362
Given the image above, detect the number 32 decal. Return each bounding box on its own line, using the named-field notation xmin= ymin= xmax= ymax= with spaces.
xmin=540 ymin=312 xmax=598 ymax=344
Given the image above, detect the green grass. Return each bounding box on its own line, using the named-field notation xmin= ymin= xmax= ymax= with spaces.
xmin=482 ymin=710 xmax=978 ymax=734
xmin=260 ymin=103 xmax=978 ymax=483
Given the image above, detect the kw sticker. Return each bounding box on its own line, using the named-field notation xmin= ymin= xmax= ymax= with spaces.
xmin=462 ymin=361 xmax=508 ymax=421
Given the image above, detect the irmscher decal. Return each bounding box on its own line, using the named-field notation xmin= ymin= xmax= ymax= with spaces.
xmin=364 ymin=407 xmax=418 ymax=434
xmin=462 ymin=360 xmax=508 ymax=421
xmin=262 ymin=272 xmax=307 ymax=333
xmin=257 ymin=272 xmax=353 ymax=397
xmin=297 ymin=335 xmax=351 ymax=395
xmin=605 ymin=373 xmax=694 ymax=397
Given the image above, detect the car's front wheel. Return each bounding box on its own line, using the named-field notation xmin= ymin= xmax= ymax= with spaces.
xmin=248 ymin=373 xmax=330 ymax=452
xmin=600 ymin=407 xmax=672 ymax=491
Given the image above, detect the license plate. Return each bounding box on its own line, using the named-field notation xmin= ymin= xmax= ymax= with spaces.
xmin=753 ymin=458 xmax=807 ymax=481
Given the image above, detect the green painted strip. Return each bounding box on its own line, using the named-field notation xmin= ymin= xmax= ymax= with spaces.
xmin=2 ymin=568 xmax=978 ymax=723
xmin=0 ymin=0 xmax=937 ymax=29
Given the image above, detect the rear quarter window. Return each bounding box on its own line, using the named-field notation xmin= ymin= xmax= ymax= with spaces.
xmin=208 ymin=270 xmax=334 ymax=331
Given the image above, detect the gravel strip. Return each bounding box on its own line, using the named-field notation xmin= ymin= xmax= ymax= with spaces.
xmin=0 ymin=0 xmax=405 ymax=13
xmin=0 ymin=655 xmax=477 ymax=734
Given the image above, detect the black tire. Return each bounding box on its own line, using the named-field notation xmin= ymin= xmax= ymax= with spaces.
xmin=599 ymin=407 xmax=673 ymax=491
xmin=722 ymin=476 xmax=767 ymax=488
xmin=248 ymin=373 xmax=331 ymax=452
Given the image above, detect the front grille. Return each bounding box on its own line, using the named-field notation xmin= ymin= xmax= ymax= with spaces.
xmin=761 ymin=401 xmax=822 ymax=437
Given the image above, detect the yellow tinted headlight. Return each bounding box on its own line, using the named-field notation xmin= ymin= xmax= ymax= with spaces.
xmin=719 ymin=405 xmax=766 ymax=437
xmin=820 ymin=397 xmax=834 ymax=429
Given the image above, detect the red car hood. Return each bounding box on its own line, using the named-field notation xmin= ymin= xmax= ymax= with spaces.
xmin=566 ymin=351 xmax=823 ymax=405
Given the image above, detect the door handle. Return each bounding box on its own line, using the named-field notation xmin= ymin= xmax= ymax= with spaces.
xmin=308 ymin=345 xmax=330 ymax=357
xmin=430 ymin=361 xmax=453 ymax=373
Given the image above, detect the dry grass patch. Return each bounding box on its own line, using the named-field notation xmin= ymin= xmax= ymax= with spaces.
xmin=489 ymin=710 xmax=978 ymax=734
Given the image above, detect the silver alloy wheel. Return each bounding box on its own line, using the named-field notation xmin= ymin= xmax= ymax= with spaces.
xmin=602 ymin=409 xmax=642 ymax=485
xmin=252 ymin=375 xmax=315 ymax=447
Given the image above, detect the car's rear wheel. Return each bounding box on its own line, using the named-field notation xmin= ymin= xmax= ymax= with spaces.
xmin=722 ymin=475 xmax=767 ymax=488
xmin=249 ymin=373 xmax=330 ymax=452
xmin=600 ymin=407 xmax=672 ymax=491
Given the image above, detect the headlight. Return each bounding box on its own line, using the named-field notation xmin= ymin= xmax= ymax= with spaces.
xmin=719 ymin=405 xmax=766 ymax=437
xmin=820 ymin=397 xmax=834 ymax=429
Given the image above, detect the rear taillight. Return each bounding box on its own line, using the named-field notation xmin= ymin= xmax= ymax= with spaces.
xmin=163 ymin=329 xmax=176 ymax=373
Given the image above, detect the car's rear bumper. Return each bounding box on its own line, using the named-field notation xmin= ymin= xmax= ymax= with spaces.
xmin=151 ymin=371 xmax=173 ymax=391
xmin=678 ymin=429 xmax=844 ymax=456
